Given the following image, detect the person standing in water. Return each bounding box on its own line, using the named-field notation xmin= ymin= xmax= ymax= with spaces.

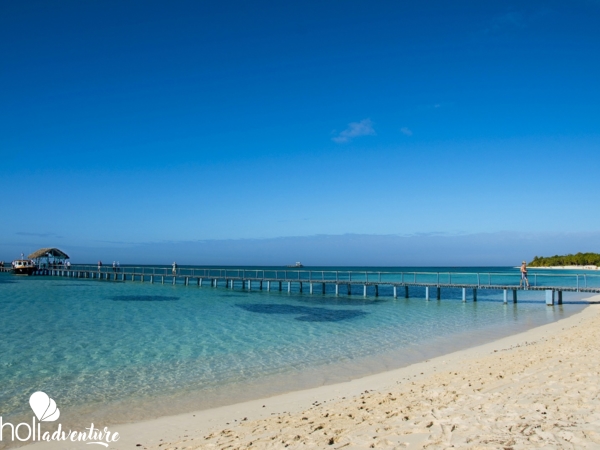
xmin=519 ymin=260 xmax=529 ymax=288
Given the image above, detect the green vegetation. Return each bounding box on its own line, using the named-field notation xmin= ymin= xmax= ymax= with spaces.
xmin=529 ymin=253 xmax=600 ymax=267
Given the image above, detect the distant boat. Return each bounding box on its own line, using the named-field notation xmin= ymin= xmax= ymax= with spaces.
xmin=11 ymin=259 xmax=37 ymax=275
xmin=286 ymin=262 xmax=304 ymax=268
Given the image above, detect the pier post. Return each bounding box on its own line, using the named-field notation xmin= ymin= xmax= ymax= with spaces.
xmin=259 ymin=281 xmax=263 ymax=290
xmin=512 ymin=289 xmax=517 ymax=303
xmin=545 ymin=290 xmax=554 ymax=306
xmin=405 ymin=286 xmax=409 ymax=298
xmin=150 ymin=275 xmax=154 ymax=284
xmin=335 ymin=284 xmax=339 ymax=295
xmin=267 ymin=281 xmax=270 ymax=291
xmin=279 ymin=281 xmax=282 ymax=291
xmin=363 ymin=285 xmax=367 ymax=297
xmin=172 ymin=276 xmax=175 ymax=285
xmin=248 ymin=280 xmax=251 ymax=290
xmin=322 ymin=283 xmax=325 ymax=294
xmin=558 ymin=291 xmax=563 ymax=305
xmin=393 ymin=286 xmax=397 ymax=298
xmin=161 ymin=276 xmax=164 ymax=284
xmin=462 ymin=288 xmax=466 ymax=302
xmin=437 ymin=287 xmax=441 ymax=300
xmin=214 ymin=279 xmax=217 ymax=287
xmin=503 ymin=289 xmax=508 ymax=304
xmin=347 ymin=284 xmax=351 ymax=295
xmin=299 ymin=282 xmax=303 ymax=293
xmin=185 ymin=277 xmax=189 ymax=286
xmin=230 ymin=279 xmax=234 ymax=289
xmin=288 ymin=281 xmax=291 ymax=293
xmin=199 ymin=278 xmax=203 ymax=287
xmin=473 ymin=289 xmax=477 ymax=301
xmin=310 ymin=283 xmax=313 ymax=294
xmin=375 ymin=285 xmax=379 ymax=297
xmin=131 ymin=274 xmax=134 ymax=281
xmin=425 ymin=286 xmax=430 ymax=301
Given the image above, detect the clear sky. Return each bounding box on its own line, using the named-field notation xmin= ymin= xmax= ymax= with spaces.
xmin=1 ymin=1 xmax=599 ymax=264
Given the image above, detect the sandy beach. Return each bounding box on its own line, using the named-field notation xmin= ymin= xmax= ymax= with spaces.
xmin=21 ymin=295 xmax=600 ymax=450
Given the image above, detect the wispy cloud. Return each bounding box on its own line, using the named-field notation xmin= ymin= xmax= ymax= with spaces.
xmin=332 ymin=119 xmax=375 ymax=143
xmin=16 ymin=232 xmax=63 ymax=238
xmin=418 ymin=103 xmax=444 ymax=111
xmin=494 ymin=12 xmax=525 ymax=28
xmin=400 ymin=127 xmax=413 ymax=136
xmin=485 ymin=11 xmax=526 ymax=33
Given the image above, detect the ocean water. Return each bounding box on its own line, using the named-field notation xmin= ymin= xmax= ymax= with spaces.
xmin=0 ymin=267 xmax=591 ymax=432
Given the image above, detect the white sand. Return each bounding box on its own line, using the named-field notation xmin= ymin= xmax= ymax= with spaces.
xmin=22 ymin=297 xmax=600 ymax=450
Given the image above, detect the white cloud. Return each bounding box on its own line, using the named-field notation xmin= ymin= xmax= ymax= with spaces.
xmin=400 ymin=127 xmax=413 ymax=136
xmin=332 ymin=119 xmax=375 ymax=143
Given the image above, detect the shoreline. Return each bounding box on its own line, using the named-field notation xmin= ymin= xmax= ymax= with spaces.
xmin=21 ymin=295 xmax=600 ymax=449
xmin=527 ymin=265 xmax=599 ymax=271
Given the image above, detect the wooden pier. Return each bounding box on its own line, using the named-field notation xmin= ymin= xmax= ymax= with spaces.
xmin=15 ymin=265 xmax=600 ymax=306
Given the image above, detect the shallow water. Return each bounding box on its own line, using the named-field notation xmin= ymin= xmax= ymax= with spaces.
xmin=0 ymin=270 xmax=588 ymax=430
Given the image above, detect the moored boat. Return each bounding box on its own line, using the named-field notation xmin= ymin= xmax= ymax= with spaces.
xmin=11 ymin=259 xmax=37 ymax=275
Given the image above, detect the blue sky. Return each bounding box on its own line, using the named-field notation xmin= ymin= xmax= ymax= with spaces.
xmin=1 ymin=1 xmax=599 ymax=264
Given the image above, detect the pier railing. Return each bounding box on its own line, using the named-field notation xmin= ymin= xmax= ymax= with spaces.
xmin=47 ymin=265 xmax=600 ymax=290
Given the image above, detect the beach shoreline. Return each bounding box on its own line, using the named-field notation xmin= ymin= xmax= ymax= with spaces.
xmin=526 ymin=265 xmax=599 ymax=271
xmin=21 ymin=295 xmax=600 ymax=449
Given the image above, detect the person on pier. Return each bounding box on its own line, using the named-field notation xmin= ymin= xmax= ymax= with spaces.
xmin=519 ymin=261 xmax=530 ymax=288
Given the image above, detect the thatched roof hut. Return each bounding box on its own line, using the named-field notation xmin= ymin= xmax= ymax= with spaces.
xmin=28 ymin=248 xmax=70 ymax=260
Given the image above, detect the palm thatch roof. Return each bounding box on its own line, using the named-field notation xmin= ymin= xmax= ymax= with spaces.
xmin=28 ymin=248 xmax=70 ymax=260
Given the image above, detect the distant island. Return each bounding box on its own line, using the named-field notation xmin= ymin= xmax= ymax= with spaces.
xmin=529 ymin=252 xmax=600 ymax=267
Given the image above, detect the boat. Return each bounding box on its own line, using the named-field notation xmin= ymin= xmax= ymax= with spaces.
xmin=11 ymin=259 xmax=37 ymax=275
xmin=286 ymin=262 xmax=304 ymax=268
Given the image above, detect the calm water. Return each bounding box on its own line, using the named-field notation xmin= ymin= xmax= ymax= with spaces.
xmin=0 ymin=266 xmax=591 ymax=429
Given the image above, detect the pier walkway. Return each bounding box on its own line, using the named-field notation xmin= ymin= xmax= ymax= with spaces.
xmin=23 ymin=265 xmax=600 ymax=305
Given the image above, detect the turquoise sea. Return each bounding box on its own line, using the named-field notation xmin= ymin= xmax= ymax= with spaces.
xmin=0 ymin=266 xmax=593 ymax=432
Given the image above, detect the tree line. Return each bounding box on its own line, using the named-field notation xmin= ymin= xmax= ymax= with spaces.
xmin=529 ymin=252 xmax=600 ymax=267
